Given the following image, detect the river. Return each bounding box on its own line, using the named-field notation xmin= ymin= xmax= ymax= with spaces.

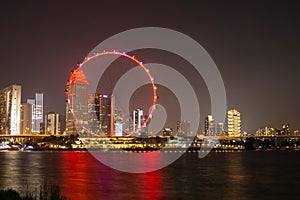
xmin=0 ymin=150 xmax=300 ymax=199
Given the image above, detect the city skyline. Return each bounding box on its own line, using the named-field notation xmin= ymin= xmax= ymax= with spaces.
xmin=0 ymin=1 xmax=299 ymax=132
xmin=0 ymin=82 xmax=298 ymax=136
xmin=0 ymin=50 xmax=299 ymax=135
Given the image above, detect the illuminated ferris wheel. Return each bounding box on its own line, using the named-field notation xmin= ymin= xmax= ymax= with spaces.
xmin=66 ymin=51 xmax=158 ymax=137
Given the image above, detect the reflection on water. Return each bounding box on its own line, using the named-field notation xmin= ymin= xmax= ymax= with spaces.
xmin=0 ymin=152 xmax=46 ymax=194
xmin=89 ymin=150 xmax=182 ymax=173
xmin=59 ymin=151 xmax=163 ymax=200
xmin=1 ymin=151 xmax=300 ymax=200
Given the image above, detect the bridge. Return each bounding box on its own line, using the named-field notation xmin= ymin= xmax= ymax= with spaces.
xmin=1 ymin=134 xmax=300 ymax=140
xmin=0 ymin=134 xmax=53 ymax=138
xmin=196 ymin=135 xmax=300 ymax=139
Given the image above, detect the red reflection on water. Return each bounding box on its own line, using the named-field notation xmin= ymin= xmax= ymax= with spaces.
xmin=128 ymin=152 xmax=163 ymax=200
xmin=58 ymin=151 xmax=99 ymax=200
xmin=57 ymin=151 xmax=164 ymax=200
xmin=140 ymin=171 xmax=163 ymax=200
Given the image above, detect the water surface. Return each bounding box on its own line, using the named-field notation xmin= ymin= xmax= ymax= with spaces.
xmin=0 ymin=150 xmax=299 ymax=199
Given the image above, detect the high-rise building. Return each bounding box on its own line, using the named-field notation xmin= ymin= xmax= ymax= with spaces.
xmin=88 ymin=93 xmax=101 ymax=134
xmin=45 ymin=112 xmax=60 ymax=134
xmin=281 ymin=123 xmax=291 ymax=135
xmin=180 ymin=120 xmax=191 ymax=135
xmin=39 ymin=122 xmax=46 ymax=134
xmin=216 ymin=122 xmax=224 ymax=136
xmin=176 ymin=121 xmax=180 ymax=133
xmin=132 ymin=109 xmax=149 ymax=136
xmin=35 ymin=93 xmax=43 ymax=132
xmin=27 ymin=93 xmax=44 ymax=133
xmin=87 ymin=93 xmax=115 ymax=136
xmin=115 ymin=122 xmax=123 ymax=137
xmin=133 ymin=109 xmax=144 ymax=132
xmin=99 ymin=94 xmax=114 ymax=136
xmin=0 ymin=85 xmax=22 ymax=135
xmin=65 ymin=69 xmax=89 ymax=135
xmin=227 ymin=109 xmax=241 ymax=136
xmin=205 ymin=115 xmax=215 ymax=136
xmin=59 ymin=115 xmax=66 ymax=134
xmin=20 ymin=102 xmax=32 ymax=134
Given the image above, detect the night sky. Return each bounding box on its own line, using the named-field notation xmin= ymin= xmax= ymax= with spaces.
xmin=0 ymin=0 xmax=299 ymax=133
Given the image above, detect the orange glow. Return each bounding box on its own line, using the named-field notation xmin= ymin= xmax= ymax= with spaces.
xmin=68 ymin=69 xmax=89 ymax=86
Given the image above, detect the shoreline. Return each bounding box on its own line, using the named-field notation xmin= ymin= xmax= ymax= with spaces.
xmin=1 ymin=147 xmax=300 ymax=153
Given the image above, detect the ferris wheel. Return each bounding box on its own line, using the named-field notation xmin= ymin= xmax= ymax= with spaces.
xmin=66 ymin=51 xmax=158 ymax=137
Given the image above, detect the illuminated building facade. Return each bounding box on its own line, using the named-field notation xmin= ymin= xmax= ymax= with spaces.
xmin=205 ymin=115 xmax=214 ymax=136
xmin=59 ymin=115 xmax=66 ymax=134
xmin=65 ymin=69 xmax=89 ymax=135
xmin=180 ymin=120 xmax=191 ymax=135
xmin=163 ymin=127 xmax=173 ymax=136
xmin=133 ymin=109 xmax=144 ymax=132
xmin=27 ymin=93 xmax=44 ymax=133
xmin=0 ymin=84 xmax=22 ymax=135
xmin=227 ymin=109 xmax=241 ymax=136
xmin=256 ymin=126 xmax=276 ymax=136
xmin=99 ymin=94 xmax=114 ymax=136
xmin=176 ymin=121 xmax=180 ymax=133
xmin=281 ymin=123 xmax=291 ymax=135
xmin=115 ymin=122 xmax=123 ymax=137
xmin=20 ymin=102 xmax=32 ymax=134
xmin=132 ymin=109 xmax=149 ymax=136
xmin=45 ymin=112 xmax=60 ymax=134
xmin=88 ymin=93 xmax=101 ymax=134
xmin=217 ymin=122 xmax=224 ymax=136
xmin=87 ymin=93 xmax=115 ymax=136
